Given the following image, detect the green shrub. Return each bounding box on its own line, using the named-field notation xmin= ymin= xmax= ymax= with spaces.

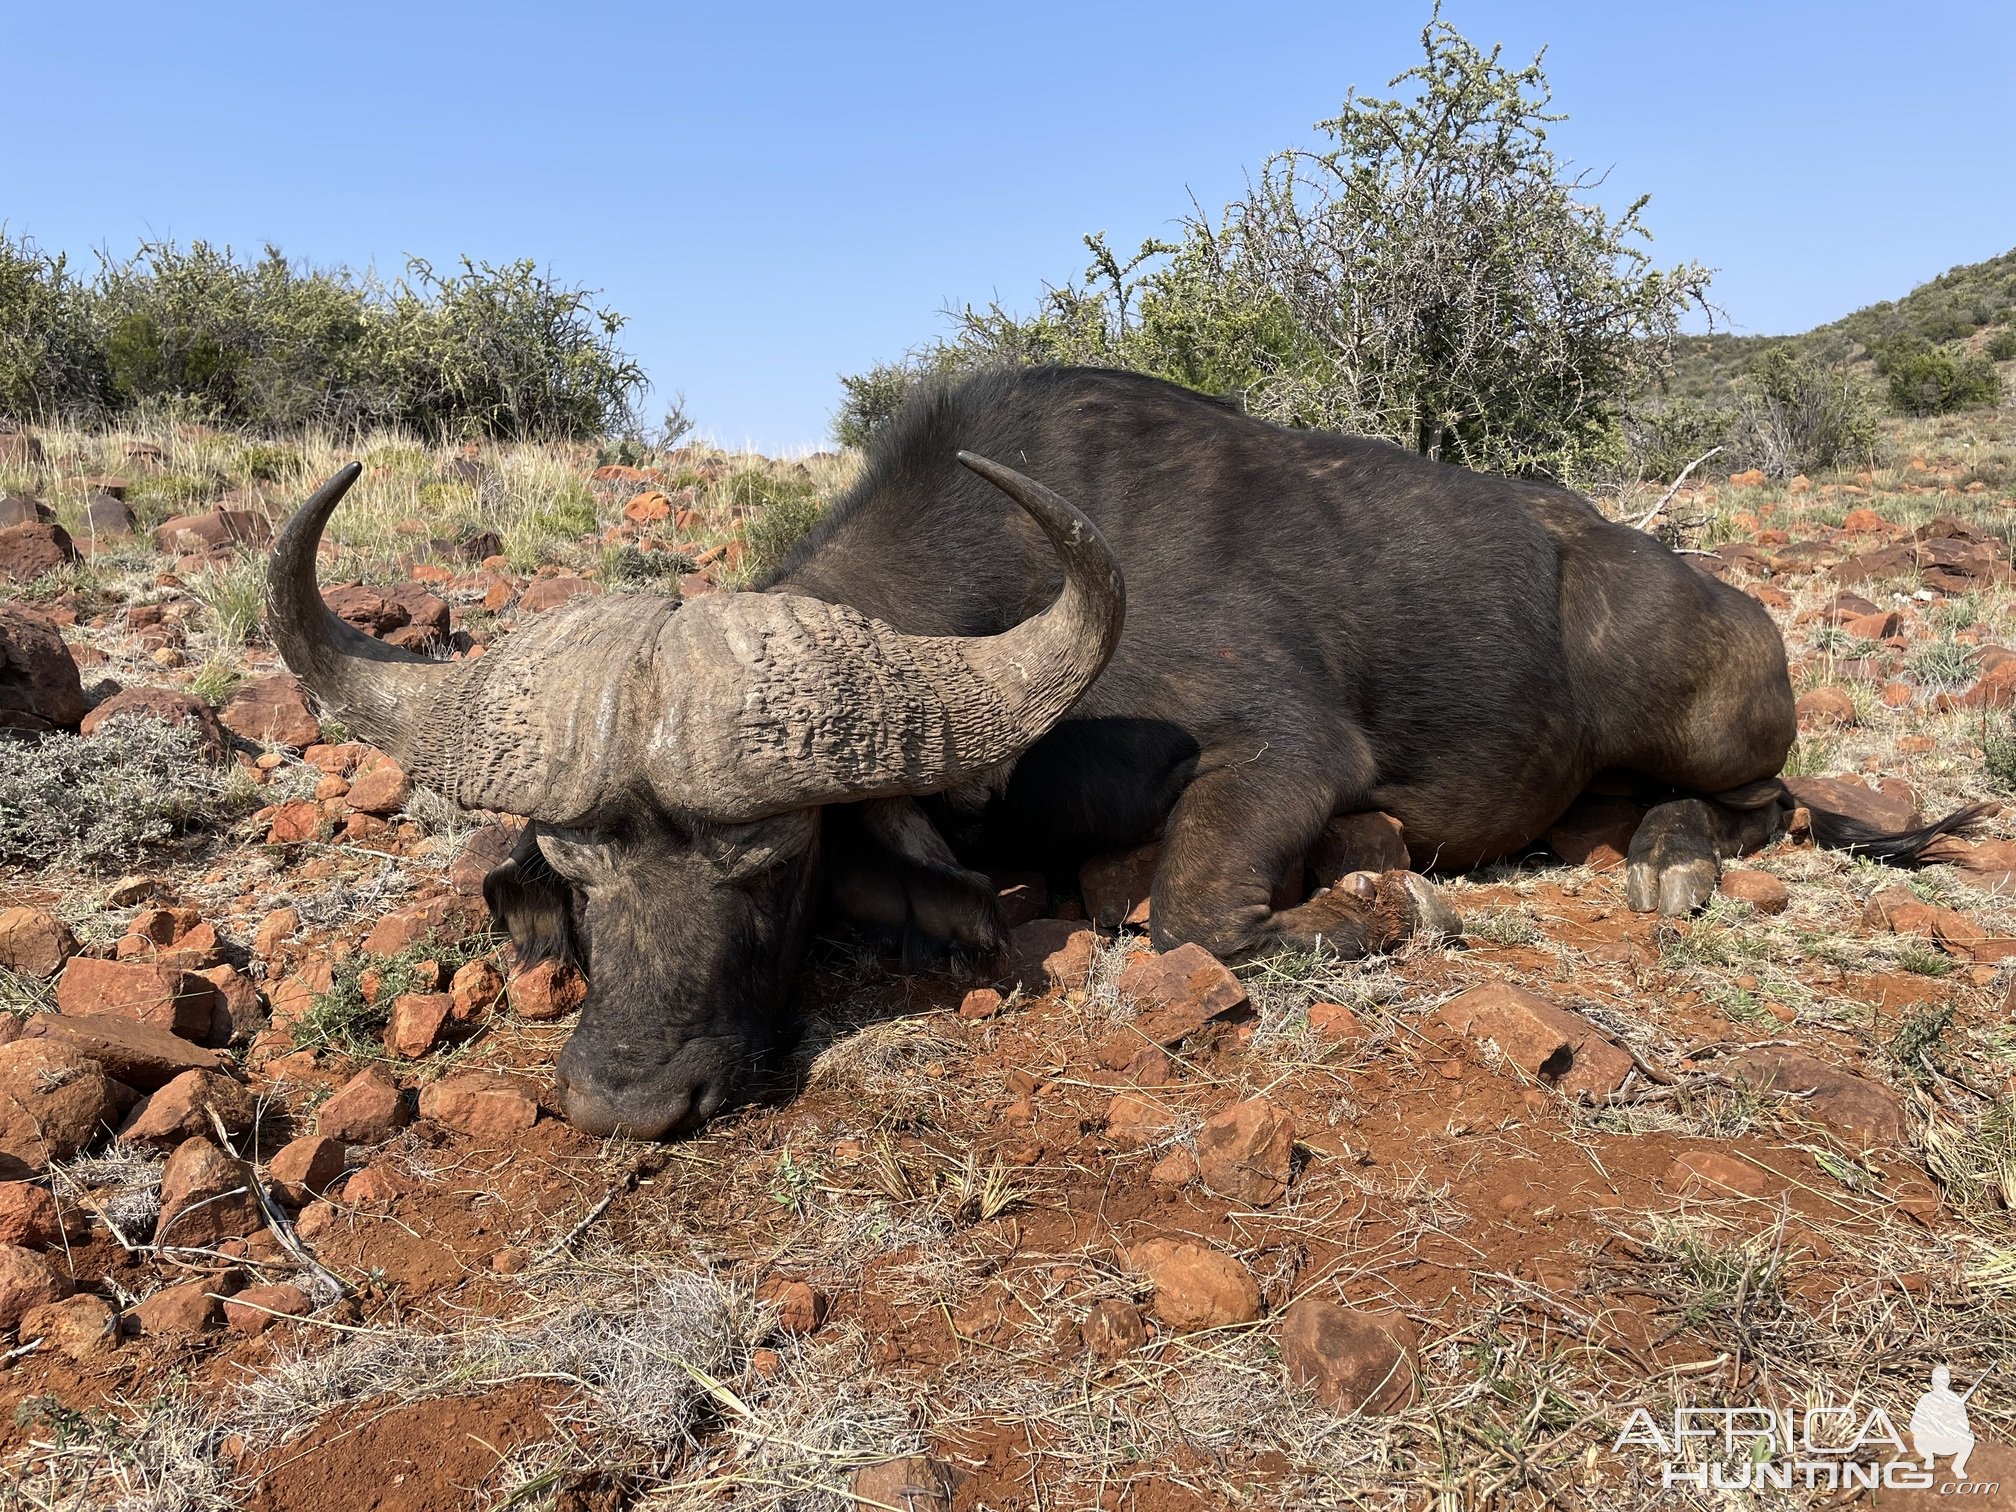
xmin=235 ymin=442 xmax=303 ymax=483
xmin=739 ymin=484 xmax=828 ymax=581
xmin=1886 ymin=347 xmax=2003 ymax=415
xmin=1725 ymin=346 xmax=1880 ymax=478
xmin=601 ymin=542 xmax=686 ymax=586
xmin=0 ymin=231 xmax=110 ymax=419
xmin=1987 ymin=327 xmax=2016 ymax=362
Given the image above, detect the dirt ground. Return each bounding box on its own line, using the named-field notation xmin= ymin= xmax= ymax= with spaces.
xmin=3 ymin=410 xmax=2015 ymax=1510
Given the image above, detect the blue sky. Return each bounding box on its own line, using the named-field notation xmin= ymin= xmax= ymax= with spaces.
xmin=6 ymin=1 xmax=2013 ymax=452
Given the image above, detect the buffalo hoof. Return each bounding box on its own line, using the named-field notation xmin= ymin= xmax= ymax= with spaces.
xmin=1624 ymin=844 xmax=1719 ymax=916
xmin=1397 ymin=871 xmax=1463 ymax=940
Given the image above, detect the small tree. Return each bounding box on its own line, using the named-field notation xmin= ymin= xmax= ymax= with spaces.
xmin=840 ymin=12 xmax=1712 ymax=481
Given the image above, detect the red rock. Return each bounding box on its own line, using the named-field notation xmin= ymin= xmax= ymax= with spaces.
xmin=1661 ymin=1150 xmax=1773 ymax=1197
xmin=418 ymin=1072 xmax=538 ymax=1138
xmin=449 ymin=959 xmax=504 ymax=1020
xmin=343 ymin=1161 xmax=409 ymax=1206
xmin=519 ymin=576 xmax=599 ymax=613
xmin=1724 ymin=1048 xmax=1905 ymax=1146
xmin=1002 ymin=919 xmax=1098 ymax=995
xmin=1080 ymin=844 xmax=1159 ymax=929
xmin=1308 ymin=1001 xmax=1364 ymax=1037
xmin=0 ymin=1244 xmax=73 ymax=1331
xmin=151 ymin=508 xmax=268 ymax=552
xmin=21 ymin=1013 xmax=223 ymax=1088
xmin=361 ymin=894 xmax=484 ymax=957
xmin=1195 ymin=1098 xmax=1295 ymax=1206
xmin=316 ymin=1067 xmax=409 ymax=1144
xmin=1840 ymin=508 xmax=1890 ymax=534
xmin=127 ymin=1280 xmax=223 ymax=1336
xmin=1718 ymin=870 xmax=1789 ymax=914
xmin=223 ymin=1282 xmax=310 ymax=1335
xmin=0 ymin=907 xmax=78 ymax=979
xmin=0 ymin=520 xmax=78 ymax=581
xmin=1309 ymin=811 xmax=1410 ymax=884
xmin=384 ymin=583 xmax=450 ymax=638
xmin=448 ymin=823 xmax=518 ymax=895
xmin=384 ymin=992 xmax=453 ymax=1058
xmin=1101 ymin=943 xmax=1247 ymax=1065
xmin=0 ymin=1040 xmax=120 ymax=1179
xmin=267 ymin=1135 xmax=347 ymax=1206
xmin=0 ymin=602 xmax=88 ymax=732
xmin=1728 ymin=468 xmax=1767 ymax=487
xmin=154 ymin=1137 xmax=260 ymax=1247
xmin=1865 ymin=888 xmax=1982 ymax=951
xmin=756 ymin=1277 xmax=827 ymax=1335
xmin=79 ymin=687 xmax=229 ymax=759
xmin=1795 ymin=687 xmax=1857 ymax=727
xmin=957 ymin=988 xmax=1004 ymax=1020
xmin=989 ymin=872 xmax=1046 ymax=929
xmin=345 ymin=757 xmax=413 ymax=816
xmin=1279 ymin=1298 xmax=1419 ymax=1414
xmin=19 ymin=1293 xmax=116 ymax=1358
xmin=1081 ymin=1299 xmax=1147 ymax=1360
xmin=1104 ymin=1091 xmax=1182 ymax=1150
xmin=119 ymin=1069 xmax=255 ymax=1143
xmin=321 ymin=584 xmax=409 ymax=636
xmin=0 ymin=1183 xmax=62 ymax=1248
xmin=623 ymin=490 xmax=673 ymax=523
xmin=1844 ymin=610 xmax=1901 ymax=639
xmin=201 ymin=964 xmax=265 ymax=1042
xmin=508 ymin=958 xmax=586 ymax=1021
xmin=265 ymin=799 xmax=322 ymax=844
xmin=218 ymin=674 xmax=320 ymax=749
xmin=1124 ymin=1237 xmax=1260 ymax=1330
xmin=1959 ymin=660 xmax=2016 ymax=710
xmin=1544 ymin=795 xmax=1643 ymax=871
xmin=848 ymin=1458 xmax=956 ymax=1512
xmin=1784 ymin=775 xmax=1917 ymax=832
xmin=1428 ymin=983 xmax=1635 ymax=1098
xmin=54 ymin=958 xmax=216 ymax=1039
xmin=252 ymin=907 xmax=300 ymax=960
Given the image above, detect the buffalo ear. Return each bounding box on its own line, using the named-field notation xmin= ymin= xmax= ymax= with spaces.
xmin=824 ymin=798 xmax=1003 ymax=963
xmin=483 ymin=827 xmax=581 ymax=968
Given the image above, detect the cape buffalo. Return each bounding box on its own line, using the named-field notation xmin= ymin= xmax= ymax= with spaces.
xmin=268 ymin=366 xmax=1982 ymax=1138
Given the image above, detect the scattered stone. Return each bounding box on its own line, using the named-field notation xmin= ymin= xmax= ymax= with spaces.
xmin=1724 ymin=1048 xmax=1905 ymax=1146
xmin=418 ymin=1072 xmax=538 ymax=1138
xmin=152 ymin=509 xmax=269 ymax=553
xmin=1308 ymin=1001 xmax=1365 ymax=1037
xmin=1104 ymin=1091 xmax=1182 ymax=1150
xmin=224 ymin=1283 xmax=311 ymax=1335
xmin=201 ymin=964 xmax=265 ymax=1042
xmin=321 ymin=584 xmax=410 ymax=636
xmin=345 ymin=757 xmax=414 ymax=816
xmin=1865 ymin=888 xmax=1984 ymax=953
xmin=0 ymin=602 xmax=88 ymax=732
xmin=24 ymin=1012 xmax=224 ymax=1089
xmin=265 ymin=799 xmax=322 ymax=845
xmin=1783 ymin=775 xmax=1917 ymax=833
xmin=19 ymin=1293 xmax=116 ymax=1359
xmin=1079 ymin=843 xmax=1158 ymax=929
xmin=128 ymin=1280 xmax=223 ymax=1336
xmin=78 ymin=687 xmax=230 ymax=760
xmin=0 ymin=1040 xmax=120 ymax=1179
xmin=361 ymin=894 xmax=484 ymax=958
xmin=0 ymin=1183 xmax=62 ymax=1248
xmin=848 ymin=1457 xmax=956 ymax=1512
xmin=1002 ymin=919 xmax=1098 ymax=995
xmin=54 ymin=958 xmax=217 ymax=1040
xmin=0 ymin=907 xmax=78 ymax=979
xmin=1795 ymin=687 xmax=1857 ymax=727
xmin=756 ymin=1277 xmax=827 ymax=1336
xmin=154 ymin=1137 xmax=260 ymax=1247
xmin=1544 ymin=795 xmax=1643 ymax=870
xmin=1279 ymin=1298 xmax=1419 ymax=1414
xmin=80 ymin=492 xmax=136 ymax=538
xmin=1428 ymin=983 xmax=1635 ymax=1098
xmin=0 ymin=520 xmax=78 ymax=581
xmin=449 ymin=823 xmax=518 ymax=895
xmin=1124 ymin=1237 xmax=1261 ymax=1330
xmin=316 ymin=1067 xmax=410 ymax=1144
xmin=957 ymin=988 xmax=1004 ymax=1020
xmin=1081 ymin=1298 xmax=1147 ymax=1360
xmin=449 ymin=959 xmax=505 ymax=1020
xmin=1661 ymin=1150 xmax=1773 ymax=1198
xmin=1718 ymin=870 xmax=1789 ymax=914
xmin=1104 ymin=943 xmax=1247 ymax=1065
xmin=251 ymin=907 xmax=300 ymax=961
xmin=267 ymin=1135 xmax=347 ymax=1206
xmin=508 ymin=958 xmax=586 ymax=1021
xmin=0 ymin=1245 xmax=73 ymax=1332
xmin=384 ymin=992 xmax=454 ymax=1058
xmin=1844 ymin=609 xmax=1901 ymax=639
xmin=518 ymin=576 xmax=599 ymax=613
xmin=119 ymin=1069 xmax=256 ymax=1143
xmin=218 ymin=674 xmax=320 ymax=749
xmin=992 ymin=872 xmax=1047 ymax=929
xmin=1195 ymin=1098 xmax=1296 ymax=1207
xmin=1309 ymin=811 xmax=1411 ymax=883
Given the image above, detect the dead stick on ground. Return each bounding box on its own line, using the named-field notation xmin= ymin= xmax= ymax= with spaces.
xmin=1633 ymin=446 xmax=1722 ymax=532
xmin=534 ymin=1162 xmax=647 ymax=1264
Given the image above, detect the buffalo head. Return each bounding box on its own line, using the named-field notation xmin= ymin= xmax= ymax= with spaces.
xmin=267 ymin=455 xmax=1123 ymax=1138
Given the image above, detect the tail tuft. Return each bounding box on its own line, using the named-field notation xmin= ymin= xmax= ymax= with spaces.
xmin=1806 ymin=800 xmax=1997 ymax=865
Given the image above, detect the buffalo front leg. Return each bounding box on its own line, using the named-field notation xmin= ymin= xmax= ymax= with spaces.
xmin=1149 ymin=762 xmax=1459 ymax=962
xmin=1624 ymin=787 xmax=1787 ymax=916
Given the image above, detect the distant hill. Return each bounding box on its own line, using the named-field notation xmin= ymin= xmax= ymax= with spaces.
xmin=1664 ymin=246 xmax=2016 ymax=400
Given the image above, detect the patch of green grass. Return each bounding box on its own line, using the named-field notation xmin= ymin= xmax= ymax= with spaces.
xmin=1460 ymin=905 xmax=1543 ymax=948
xmin=1781 ymin=736 xmax=1834 ymax=778
xmin=1665 ymin=1232 xmax=1786 ymax=1330
xmin=734 ymin=475 xmax=826 ymax=582
xmin=288 ymin=934 xmax=494 ymax=1058
xmin=416 ymin=480 xmax=477 ymax=513
xmin=235 ymin=441 xmax=302 ymax=483
xmin=1889 ymin=1001 xmax=1955 ymax=1080
xmin=186 ymin=552 xmax=266 ymax=646
xmin=1894 ymin=941 xmax=1955 ymax=979
xmin=1909 ymin=637 xmax=1979 ymax=689
xmin=187 ymin=658 xmax=243 ymax=705
xmin=600 ymin=541 xmax=686 ymax=587
xmin=123 ymin=470 xmax=222 ymax=520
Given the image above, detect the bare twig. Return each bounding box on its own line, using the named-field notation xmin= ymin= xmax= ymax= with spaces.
xmin=1633 ymin=446 xmax=1723 ymax=531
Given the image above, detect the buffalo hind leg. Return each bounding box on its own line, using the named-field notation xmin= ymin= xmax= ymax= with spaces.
xmin=1150 ymin=762 xmax=1458 ymax=962
xmin=1624 ymin=784 xmax=1787 ymax=916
